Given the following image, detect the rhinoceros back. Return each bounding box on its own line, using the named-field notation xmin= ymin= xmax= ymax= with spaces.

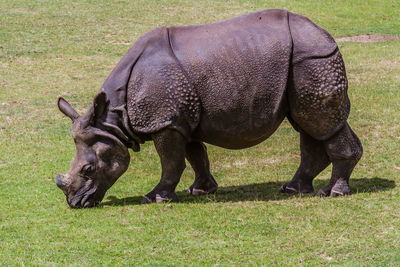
xmin=169 ymin=9 xmax=292 ymax=148
xmin=110 ymin=9 xmax=347 ymax=146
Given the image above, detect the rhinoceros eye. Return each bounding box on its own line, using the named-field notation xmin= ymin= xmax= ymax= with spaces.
xmin=81 ymin=164 xmax=95 ymax=176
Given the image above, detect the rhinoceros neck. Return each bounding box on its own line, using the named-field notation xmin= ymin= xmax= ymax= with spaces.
xmin=101 ymin=104 xmax=144 ymax=151
xmin=100 ymin=83 xmax=144 ymax=149
xmin=100 ymin=31 xmax=149 ymax=150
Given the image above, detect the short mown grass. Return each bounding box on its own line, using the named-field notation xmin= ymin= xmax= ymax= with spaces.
xmin=1 ymin=0 xmax=399 ymax=265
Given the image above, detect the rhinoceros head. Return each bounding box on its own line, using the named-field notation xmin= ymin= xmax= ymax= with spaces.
xmin=55 ymin=90 xmax=130 ymax=208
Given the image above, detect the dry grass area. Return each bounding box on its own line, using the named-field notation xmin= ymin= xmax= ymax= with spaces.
xmin=337 ymin=34 xmax=400 ymax=43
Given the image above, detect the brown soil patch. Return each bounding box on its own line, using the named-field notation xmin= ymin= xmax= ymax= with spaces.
xmin=336 ymin=34 xmax=400 ymax=43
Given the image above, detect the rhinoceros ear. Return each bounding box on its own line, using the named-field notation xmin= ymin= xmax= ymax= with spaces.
xmin=58 ymin=97 xmax=80 ymax=121
xmin=88 ymin=89 xmax=107 ymax=126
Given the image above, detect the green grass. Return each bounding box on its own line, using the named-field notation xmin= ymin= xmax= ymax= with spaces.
xmin=1 ymin=0 xmax=399 ymax=265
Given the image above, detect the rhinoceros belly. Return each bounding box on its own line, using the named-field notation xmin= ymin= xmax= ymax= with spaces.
xmin=192 ymin=92 xmax=288 ymax=149
xmin=169 ymin=9 xmax=291 ymax=149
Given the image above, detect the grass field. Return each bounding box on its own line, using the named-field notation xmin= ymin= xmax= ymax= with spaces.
xmin=1 ymin=0 xmax=400 ymax=265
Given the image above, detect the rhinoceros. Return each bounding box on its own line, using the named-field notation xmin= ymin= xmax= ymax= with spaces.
xmin=55 ymin=9 xmax=362 ymax=208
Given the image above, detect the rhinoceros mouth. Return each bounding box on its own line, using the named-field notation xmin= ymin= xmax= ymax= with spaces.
xmin=67 ymin=180 xmax=104 ymax=208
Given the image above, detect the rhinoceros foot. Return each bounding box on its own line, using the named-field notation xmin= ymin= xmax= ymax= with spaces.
xmin=317 ymin=178 xmax=351 ymax=197
xmin=187 ymin=175 xmax=218 ymax=196
xmin=142 ymin=190 xmax=179 ymax=204
xmin=279 ymin=180 xmax=314 ymax=194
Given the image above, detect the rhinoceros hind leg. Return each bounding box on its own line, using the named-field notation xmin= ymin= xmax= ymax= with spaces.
xmin=317 ymin=122 xmax=362 ymax=197
xmin=143 ymin=129 xmax=187 ymax=203
xmin=185 ymin=142 xmax=218 ymax=195
xmin=280 ymin=132 xmax=330 ymax=194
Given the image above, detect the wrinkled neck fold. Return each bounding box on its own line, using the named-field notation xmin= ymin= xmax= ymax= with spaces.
xmin=101 ymin=105 xmax=144 ymax=152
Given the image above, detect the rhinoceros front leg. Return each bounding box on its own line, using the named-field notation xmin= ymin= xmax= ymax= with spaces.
xmin=280 ymin=132 xmax=331 ymax=194
xmin=185 ymin=142 xmax=218 ymax=195
xmin=142 ymin=129 xmax=187 ymax=203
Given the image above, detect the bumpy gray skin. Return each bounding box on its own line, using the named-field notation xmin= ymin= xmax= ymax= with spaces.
xmin=55 ymin=9 xmax=362 ymax=208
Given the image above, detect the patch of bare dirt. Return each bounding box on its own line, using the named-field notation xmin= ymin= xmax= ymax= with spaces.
xmin=336 ymin=34 xmax=400 ymax=43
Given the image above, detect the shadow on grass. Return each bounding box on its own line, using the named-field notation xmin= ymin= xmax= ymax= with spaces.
xmin=101 ymin=177 xmax=395 ymax=207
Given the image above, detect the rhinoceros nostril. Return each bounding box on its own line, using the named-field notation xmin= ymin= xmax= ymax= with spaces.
xmin=55 ymin=173 xmax=64 ymax=188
